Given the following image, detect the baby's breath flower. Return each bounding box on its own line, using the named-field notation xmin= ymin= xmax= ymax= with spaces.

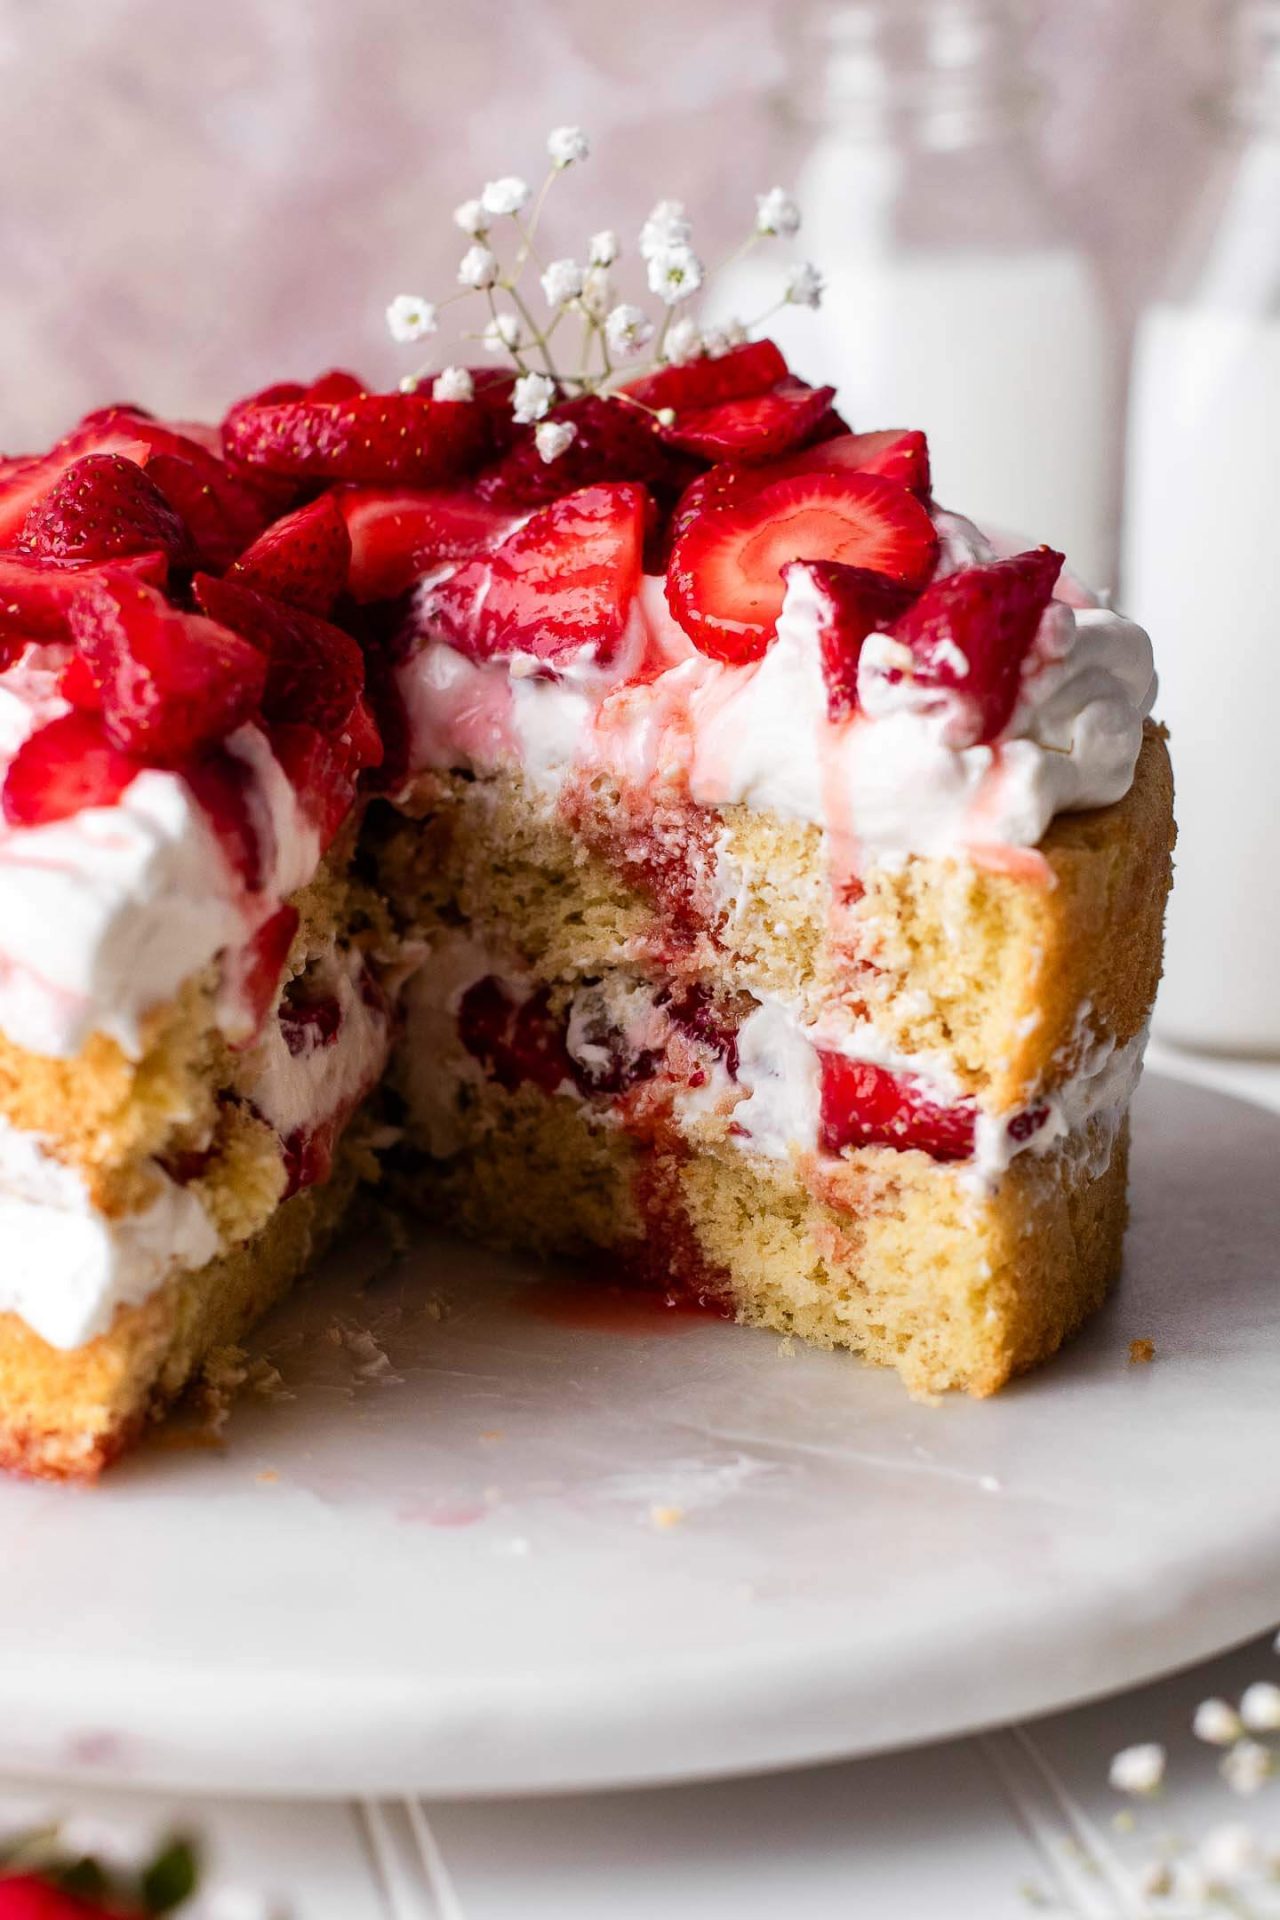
xmin=398 ymin=373 xmax=422 ymax=392
xmin=481 ymin=175 xmax=530 ymax=217
xmin=1193 ymin=1697 xmax=1244 ymax=1746
xmin=662 ymin=316 xmax=704 ymax=365
xmin=1171 ymin=1858 xmax=1211 ymax=1905
xmin=655 ymin=407 xmax=676 ymax=428
xmin=755 ymin=186 xmax=802 ymax=237
xmin=512 ymin=370 xmax=556 ymax=424
xmin=453 ymin=198 xmax=489 ymax=238
xmin=432 ymin=366 xmax=474 ymax=403
xmin=588 ymin=229 xmax=619 ymax=268
xmin=785 ymin=261 xmax=825 ymax=309
xmin=458 ymin=245 xmax=500 ymax=290
xmin=1199 ymin=1821 xmax=1261 ymax=1883
xmin=647 ymin=242 xmax=703 ymax=306
xmin=580 ymin=266 xmax=614 ymax=321
xmin=1221 ymin=1737 xmax=1274 ymax=1796
xmin=483 ymin=312 xmax=523 ymax=353
xmin=535 ymin=419 xmax=578 ymax=463
xmin=639 ymin=198 xmax=692 ymax=260
xmin=1109 ymin=1742 xmax=1166 ymax=1796
xmin=702 ymin=317 xmax=748 ymax=358
xmin=547 ymin=125 xmax=589 ymax=169
xmin=385 ymin=294 xmax=437 ymax=343
xmin=540 ymin=258 xmax=584 ymax=308
xmin=1133 ymin=1859 xmax=1173 ymax=1900
xmin=604 ymin=304 xmax=655 ymax=359
xmin=1240 ymin=1681 xmax=1280 ymax=1732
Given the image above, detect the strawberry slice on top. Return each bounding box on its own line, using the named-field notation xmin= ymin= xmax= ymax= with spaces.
xmin=872 ymin=546 xmax=1065 ymax=746
xmin=339 ymin=486 xmax=518 ymax=603
xmin=230 ymin=491 xmax=352 ymax=614
xmin=419 ymin=482 xmax=646 ymax=669
xmin=67 ymin=574 xmax=267 ymax=760
xmin=222 ymin=389 xmax=488 ymax=487
xmin=21 ymin=452 xmax=193 ymax=565
xmin=666 ymin=468 xmax=938 ymax=663
xmin=659 ymin=378 xmax=837 ymax=466
xmin=782 ymin=559 xmax=916 ymax=719
xmin=474 ymin=393 xmax=696 ymax=511
xmin=2 ymin=710 xmax=142 ymax=828
xmin=193 ymin=571 xmax=366 ymax=735
xmin=783 ymin=427 xmax=932 ymax=498
xmin=625 ymin=339 xmax=788 ymax=415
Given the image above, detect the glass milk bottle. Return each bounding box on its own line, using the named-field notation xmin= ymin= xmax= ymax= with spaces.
xmin=711 ymin=0 xmax=1116 ymax=583
xmin=1123 ymin=0 xmax=1280 ymax=1053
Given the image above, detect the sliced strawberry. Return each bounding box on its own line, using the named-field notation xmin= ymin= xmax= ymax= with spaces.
xmin=880 ymin=546 xmax=1064 ymax=745
xmin=0 ymin=548 xmax=168 ymax=639
xmin=68 ymin=575 xmax=267 ymax=759
xmin=420 ymin=482 xmax=646 ymax=668
xmin=302 ymin=368 xmax=367 ymax=402
xmin=818 ymin=1053 xmax=976 ymax=1162
xmin=229 ymin=492 xmax=351 ymax=613
xmin=782 ymin=559 xmax=915 ymax=719
xmin=0 ymin=1872 xmax=125 ymax=1919
xmin=222 ymin=390 xmax=487 ymax=486
xmin=230 ymin=903 xmax=300 ymax=1039
xmin=474 ymin=393 xmax=696 ymax=511
xmin=192 ymin=572 xmax=364 ymax=734
xmin=2 ymin=710 xmax=141 ymax=826
xmin=21 ymin=453 xmax=193 ymax=564
xmin=625 ymin=339 xmax=788 ymax=414
xmin=666 ymin=469 xmax=938 ymax=663
xmin=784 ymin=427 xmax=932 ymax=497
xmin=182 ymin=747 xmax=267 ymax=890
xmin=660 ymin=379 xmax=836 ymax=465
xmin=269 ymin=719 xmax=363 ymax=851
xmin=457 ymin=976 xmax=575 ymax=1096
xmin=339 ymin=486 xmax=517 ymax=602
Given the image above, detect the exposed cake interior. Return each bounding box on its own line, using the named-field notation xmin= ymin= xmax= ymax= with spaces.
xmin=0 ymin=330 xmax=1173 ymax=1475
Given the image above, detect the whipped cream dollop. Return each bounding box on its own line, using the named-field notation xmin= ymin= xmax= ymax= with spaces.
xmin=402 ymin=516 xmax=1157 ymax=865
xmin=0 ymin=648 xmax=320 ymax=1060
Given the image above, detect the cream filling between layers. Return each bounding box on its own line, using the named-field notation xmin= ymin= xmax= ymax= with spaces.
xmin=0 ymin=647 xmax=321 ymax=1061
xmin=0 ymin=1118 xmax=220 ymax=1350
xmin=396 ymin=935 xmax=1145 ymax=1195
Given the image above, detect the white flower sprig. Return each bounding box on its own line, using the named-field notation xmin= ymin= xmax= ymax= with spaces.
xmin=385 ymin=139 xmax=822 ymax=460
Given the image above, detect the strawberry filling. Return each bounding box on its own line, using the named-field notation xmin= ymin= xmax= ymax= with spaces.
xmin=817 ymin=1053 xmax=977 ymax=1162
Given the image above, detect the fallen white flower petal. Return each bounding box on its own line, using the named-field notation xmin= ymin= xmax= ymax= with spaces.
xmin=1108 ymin=1742 xmax=1166 ymax=1796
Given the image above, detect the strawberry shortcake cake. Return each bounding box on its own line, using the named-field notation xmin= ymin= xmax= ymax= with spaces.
xmin=0 ymin=138 xmax=1172 ymax=1474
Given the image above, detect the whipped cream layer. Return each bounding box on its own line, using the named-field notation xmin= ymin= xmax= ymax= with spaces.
xmin=0 ymin=1117 xmax=219 ymax=1348
xmin=399 ymin=509 xmax=1155 ymax=864
xmin=0 ymin=646 xmax=320 ymax=1060
xmin=399 ymin=935 xmax=1143 ymax=1193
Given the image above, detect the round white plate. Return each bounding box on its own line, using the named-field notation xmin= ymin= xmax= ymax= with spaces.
xmin=2 ymin=1071 xmax=1278 ymax=1799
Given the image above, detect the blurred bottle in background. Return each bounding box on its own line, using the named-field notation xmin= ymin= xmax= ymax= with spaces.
xmin=1124 ymin=0 xmax=1280 ymax=1054
xmin=710 ymin=0 xmax=1116 ymax=582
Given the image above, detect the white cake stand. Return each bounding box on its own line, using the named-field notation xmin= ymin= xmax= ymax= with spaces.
xmin=0 ymin=1071 xmax=1276 ymax=1799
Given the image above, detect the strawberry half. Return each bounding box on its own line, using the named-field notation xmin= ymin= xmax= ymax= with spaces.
xmin=339 ymin=486 xmax=517 ymax=602
xmin=21 ymin=452 xmax=193 ymax=565
xmin=229 ymin=491 xmax=351 ymax=613
xmin=784 ymin=427 xmax=932 ymax=498
xmin=818 ymin=1053 xmax=976 ymax=1162
xmin=660 ymin=378 xmax=837 ymax=465
xmin=192 ymin=571 xmax=365 ymax=734
xmin=420 ymin=482 xmax=646 ymax=668
xmin=782 ymin=559 xmax=915 ymax=719
xmin=68 ymin=574 xmax=267 ymax=759
xmin=2 ymin=710 xmax=142 ymax=826
xmin=666 ymin=469 xmax=938 ymax=663
xmin=222 ymin=390 xmax=487 ymax=486
xmin=625 ymin=339 xmax=788 ymax=414
xmin=878 ymin=546 xmax=1064 ymax=746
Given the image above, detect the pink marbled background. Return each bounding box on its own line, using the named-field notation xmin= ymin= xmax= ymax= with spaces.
xmin=0 ymin=0 xmax=1216 ymax=448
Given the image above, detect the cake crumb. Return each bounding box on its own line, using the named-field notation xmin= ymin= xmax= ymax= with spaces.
xmin=649 ymin=1504 xmax=684 ymax=1530
xmin=1128 ymin=1337 xmax=1156 ymax=1365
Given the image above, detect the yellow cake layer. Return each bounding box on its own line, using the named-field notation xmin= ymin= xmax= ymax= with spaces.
xmin=376 ymin=727 xmax=1173 ymax=1110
